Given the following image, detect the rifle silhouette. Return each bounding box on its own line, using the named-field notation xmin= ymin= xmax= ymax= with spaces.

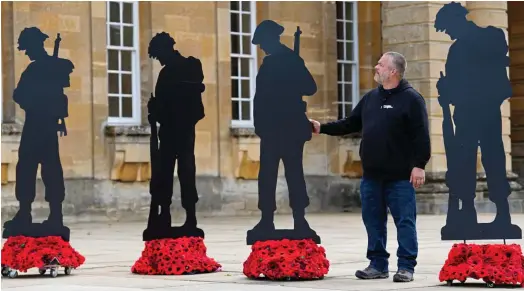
xmin=53 ymin=33 xmax=68 ymax=137
xmin=146 ymin=93 xmax=164 ymax=232
xmin=439 ymin=71 xmax=460 ymax=225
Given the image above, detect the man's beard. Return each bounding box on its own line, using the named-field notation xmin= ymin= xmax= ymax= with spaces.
xmin=374 ymin=72 xmax=384 ymax=85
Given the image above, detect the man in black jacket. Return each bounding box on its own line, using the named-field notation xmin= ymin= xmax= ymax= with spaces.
xmin=310 ymin=52 xmax=430 ymax=282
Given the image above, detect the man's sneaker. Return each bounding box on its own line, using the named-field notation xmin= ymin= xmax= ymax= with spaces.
xmin=393 ymin=269 xmax=414 ymax=282
xmin=355 ymin=266 xmax=389 ymax=279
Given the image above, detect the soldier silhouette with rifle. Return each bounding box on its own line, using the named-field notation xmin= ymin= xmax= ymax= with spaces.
xmin=143 ymin=32 xmax=206 ymax=241
xmin=435 ymin=2 xmax=521 ymax=241
xmin=246 ymin=20 xmax=319 ymax=245
xmin=3 ymin=27 xmax=74 ymax=242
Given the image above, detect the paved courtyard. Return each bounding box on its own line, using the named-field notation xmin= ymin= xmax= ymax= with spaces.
xmin=2 ymin=213 xmax=523 ymax=290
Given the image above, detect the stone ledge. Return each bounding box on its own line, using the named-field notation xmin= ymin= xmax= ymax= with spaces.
xmin=104 ymin=125 xmax=151 ymax=137
xmin=1 ymin=123 xmax=23 ymax=136
xmin=230 ymin=126 xmax=257 ymax=138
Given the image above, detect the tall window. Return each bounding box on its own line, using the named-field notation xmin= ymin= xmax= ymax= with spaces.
xmin=336 ymin=1 xmax=359 ymax=119
xmin=106 ymin=1 xmax=141 ymax=125
xmin=230 ymin=1 xmax=257 ymax=127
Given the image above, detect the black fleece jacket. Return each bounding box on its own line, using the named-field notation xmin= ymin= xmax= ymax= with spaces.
xmin=321 ymin=79 xmax=431 ymax=181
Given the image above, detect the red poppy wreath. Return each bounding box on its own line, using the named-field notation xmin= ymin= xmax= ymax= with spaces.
xmin=132 ymin=237 xmax=222 ymax=275
xmin=243 ymin=238 xmax=330 ymax=280
xmin=439 ymin=243 xmax=524 ymax=287
xmin=1 ymin=235 xmax=85 ymax=275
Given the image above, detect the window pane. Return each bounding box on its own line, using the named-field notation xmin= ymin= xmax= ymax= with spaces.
xmin=123 ymin=26 xmax=133 ymax=47
xmin=242 ymin=35 xmax=251 ymax=54
xmin=344 ymin=83 xmax=353 ymax=102
xmin=121 ymin=50 xmax=131 ymax=71
xmin=231 ymin=35 xmax=240 ymax=54
xmin=336 ymin=2 xmax=343 ymax=19
xmin=346 ymin=22 xmax=353 ymax=41
xmin=232 ymin=79 xmax=239 ymax=97
xmin=230 ymin=1 xmax=239 ymax=11
xmin=240 ymin=58 xmax=249 ymax=77
xmin=108 ymin=96 xmax=120 ymax=117
xmin=241 ymin=79 xmax=250 ymax=99
xmin=242 ymin=14 xmax=251 ymax=33
xmin=108 ymin=73 xmax=119 ymax=94
xmin=109 ymin=2 xmax=120 ymax=23
xmin=345 ymin=104 xmax=352 ymax=117
xmin=123 ymin=2 xmax=133 ymax=24
xmin=337 ymin=21 xmax=344 ymax=40
xmin=108 ymin=49 xmax=118 ymax=71
xmin=337 ymin=63 xmax=342 ymax=82
xmin=345 ymin=42 xmax=353 ymax=61
xmin=338 ymin=102 xmax=344 ymax=120
xmin=241 ymin=101 xmax=250 ymax=120
xmin=337 ymin=41 xmax=344 ymax=60
xmin=121 ymin=74 xmax=132 ymax=95
xmin=109 ymin=25 xmax=121 ymax=46
xmin=231 ymin=57 xmax=239 ymax=76
xmin=344 ymin=64 xmax=352 ymax=82
xmin=231 ymin=13 xmax=239 ymax=32
xmin=338 ymin=83 xmax=343 ymax=102
xmin=232 ymin=100 xmax=239 ymax=120
xmin=122 ymin=97 xmax=132 ymax=117
xmin=345 ymin=2 xmax=353 ymax=21
xmin=241 ymin=1 xmax=250 ymax=11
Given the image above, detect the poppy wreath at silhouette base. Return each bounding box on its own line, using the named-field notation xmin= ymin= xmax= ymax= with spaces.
xmin=131 ymin=237 xmax=222 ymax=275
xmin=243 ymin=239 xmax=330 ymax=280
xmin=439 ymin=243 xmax=524 ymax=286
xmin=1 ymin=236 xmax=85 ymax=273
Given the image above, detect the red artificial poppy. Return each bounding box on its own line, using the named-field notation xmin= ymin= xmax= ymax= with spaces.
xmin=439 ymin=243 xmax=524 ymax=286
xmin=131 ymin=237 xmax=221 ymax=275
xmin=1 ymin=236 xmax=85 ymax=273
xmin=242 ymin=239 xmax=329 ymax=280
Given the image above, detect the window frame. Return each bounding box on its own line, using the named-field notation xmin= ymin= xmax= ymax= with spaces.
xmin=106 ymin=0 xmax=141 ymax=126
xmin=230 ymin=1 xmax=258 ymax=128
xmin=336 ymin=1 xmax=360 ymax=119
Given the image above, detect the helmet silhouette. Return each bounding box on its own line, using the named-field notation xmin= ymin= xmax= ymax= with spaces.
xmin=17 ymin=27 xmax=49 ymax=51
xmin=252 ymin=20 xmax=284 ymax=45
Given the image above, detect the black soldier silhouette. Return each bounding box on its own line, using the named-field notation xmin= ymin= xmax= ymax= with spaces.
xmin=435 ymin=2 xmax=521 ymax=240
xmin=246 ymin=20 xmax=319 ymax=245
xmin=2 ymin=27 xmax=74 ymax=241
xmin=143 ymin=32 xmax=206 ymax=241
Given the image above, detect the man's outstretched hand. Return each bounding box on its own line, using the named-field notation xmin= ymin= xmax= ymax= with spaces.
xmin=310 ymin=119 xmax=320 ymax=134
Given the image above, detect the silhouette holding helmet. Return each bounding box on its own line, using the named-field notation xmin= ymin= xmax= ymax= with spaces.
xmin=143 ymin=32 xmax=206 ymax=241
xmin=435 ymin=2 xmax=521 ymax=240
xmin=246 ymin=20 xmax=319 ymax=245
xmin=2 ymin=27 xmax=74 ymax=241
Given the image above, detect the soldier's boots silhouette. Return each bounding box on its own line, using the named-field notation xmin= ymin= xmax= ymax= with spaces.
xmin=182 ymin=204 xmax=197 ymax=229
xmin=252 ymin=212 xmax=276 ymax=231
xmin=41 ymin=203 xmax=64 ymax=227
xmin=460 ymin=199 xmax=478 ymax=226
xmin=3 ymin=203 xmax=32 ymax=228
xmin=493 ymin=200 xmax=512 ymax=225
xmin=293 ymin=209 xmax=313 ymax=232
